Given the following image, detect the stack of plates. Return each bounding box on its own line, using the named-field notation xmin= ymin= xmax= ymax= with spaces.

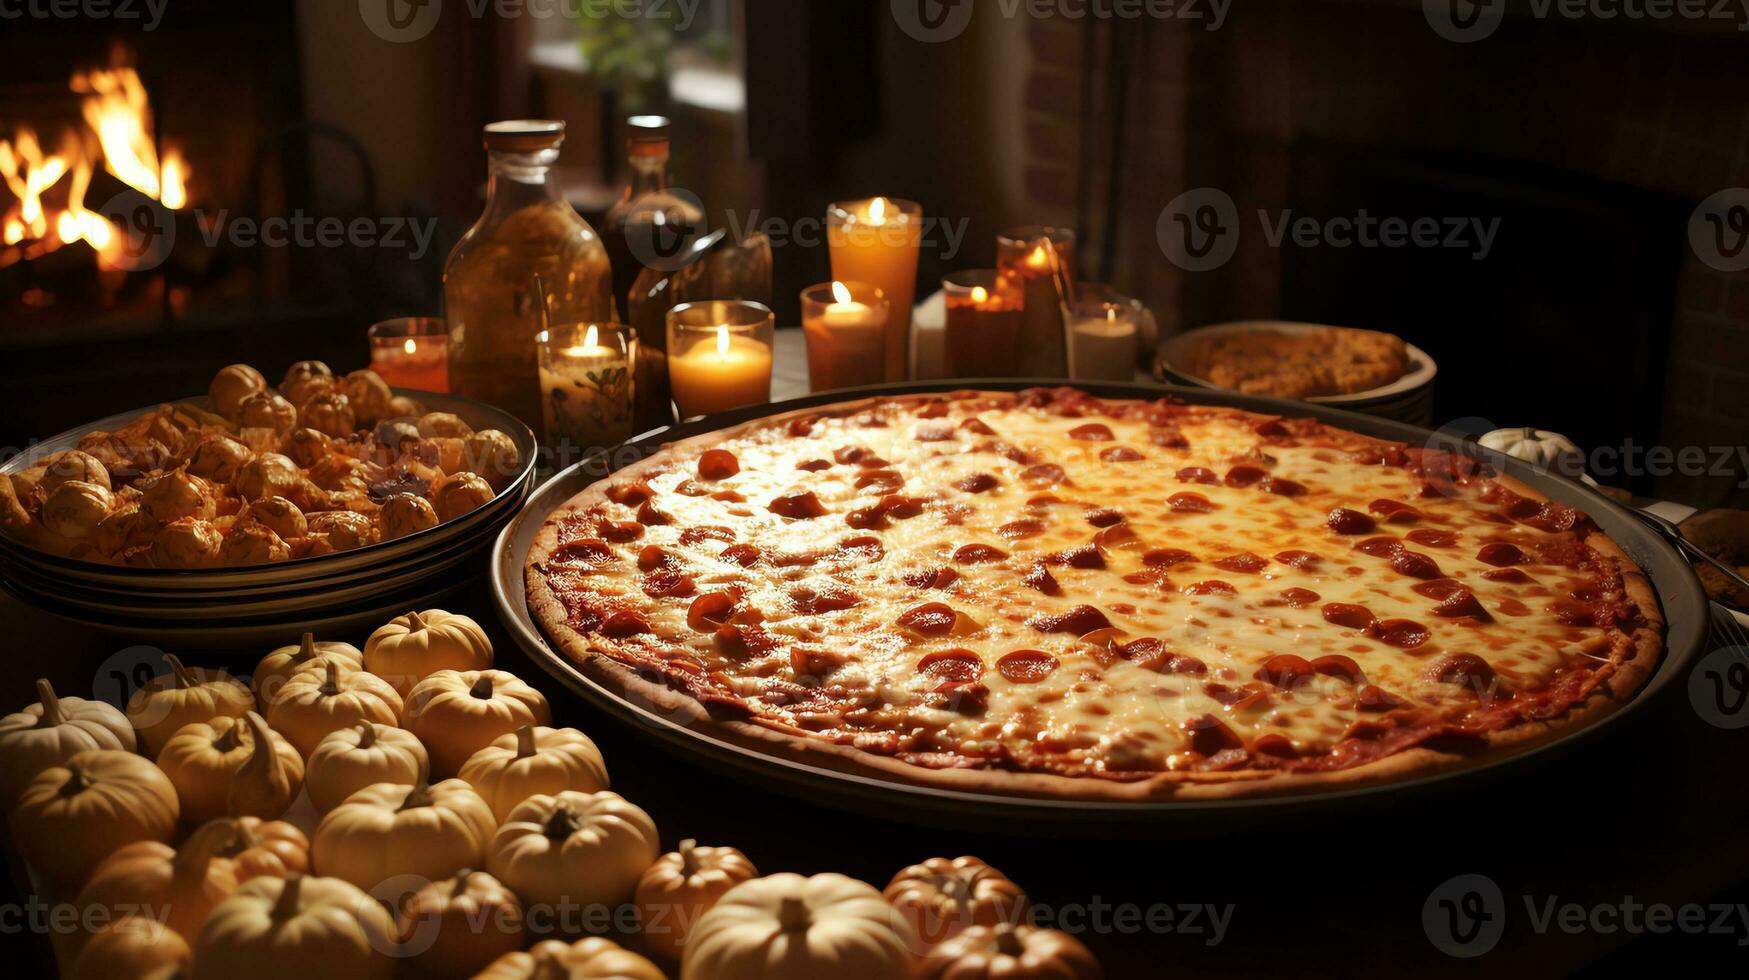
xmin=1157 ymin=321 xmax=1438 ymax=425
xmin=0 ymin=391 xmax=537 ymax=649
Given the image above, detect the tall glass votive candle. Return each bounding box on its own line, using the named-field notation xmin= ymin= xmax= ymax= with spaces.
xmin=826 ymin=197 xmax=921 ymax=382
xmin=942 ymin=270 xmax=1022 ymax=378
xmin=801 ymin=280 xmax=890 ymax=392
xmin=666 ymin=300 xmax=775 ymax=419
xmin=1069 ymin=297 xmax=1138 ymax=381
xmin=537 ymin=322 xmax=635 ymax=454
xmin=996 ymin=226 xmax=1077 ymax=377
xmin=368 ymin=317 xmax=450 ymax=392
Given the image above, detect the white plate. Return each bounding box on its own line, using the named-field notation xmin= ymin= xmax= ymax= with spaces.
xmin=1159 ymin=321 xmax=1437 ymax=405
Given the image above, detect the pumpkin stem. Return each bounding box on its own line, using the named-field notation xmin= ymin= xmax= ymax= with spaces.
xmin=165 ymin=654 xmax=196 ymax=690
xmin=60 ymin=763 xmax=93 ymax=796
xmin=399 ymin=782 xmax=435 ymax=812
xmin=271 ymin=875 xmax=303 ymax=919
xmin=33 ymin=678 xmax=62 ymax=728
xmin=777 ymin=895 xmax=810 ymax=933
xmin=514 ymin=724 xmax=537 ymax=759
xmin=213 ymin=720 xmax=243 ymax=753
xmin=451 ymin=869 xmax=473 ymax=897
xmin=175 ymin=819 xmax=235 ymax=880
xmin=679 ymin=839 xmax=700 ymax=877
xmin=355 ymin=722 xmax=377 ymax=748
xmin=319 ymin=660 xmax=341 ymax=697
xmin=405 ymin=610 xmax=427 ymax=632
xmin=542 ymin=804 xmax=581 ymax=841
xmin=236 ymin=712 xmax=285 ymax=797
xmin=530 ymin=952 xmax=565 ymax=980
xmin=223 ymin=818 xmax=263 ymax=856
xmin=993 ymin=924 xmax=1025 ymax=957
xmin=296 ymin=632 xmax=317 ymax=664
xmin=468 ymin=674 xmax=494 ymax=700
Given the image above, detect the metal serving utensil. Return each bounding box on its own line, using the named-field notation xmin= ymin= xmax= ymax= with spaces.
xmin=1633 ymin=508 xmax=1749 ymax=593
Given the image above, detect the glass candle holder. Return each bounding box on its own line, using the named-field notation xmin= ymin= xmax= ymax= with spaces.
xmin=1077 ymin=281 xmax=1157 ymax=373
xmin=367 ymin=317 xmax=450 ymax=392
xmin=941 ymin=270 xmax=1023 ymax=379
xmin=996 ymin=225 xmax=1077 ymax=377
xmin=537 ymin=323 xmax=635 ymax=456
xmin=1069 ymin=295 xmax=1138 ymax=381
xmin=826 ymin=197 xmax=921 ymax=382
xmin=801 ymin=280 xmax=890 ymax=393
xmin=666 ymin=300 xmax=775 ymax=419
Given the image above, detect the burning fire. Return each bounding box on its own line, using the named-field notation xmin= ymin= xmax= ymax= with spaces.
xmin=0 ymin=53 xmax=190 ymax=270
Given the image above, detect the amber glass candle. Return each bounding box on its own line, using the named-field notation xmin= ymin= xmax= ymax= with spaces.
xmin=666 ymin=301 xmax=775 ymax=418
xmin=368 ymin=317 xmax=450 ymax=392
xmin=826 ymin=197 xmax=921 ymax=382
xmin=801 ymin=280 xmax=890 ymax=392
xmin=996 ymin=226 xmax=1077 ymax=377
xmin=942 ymin=270 xmax=1022 ymax=378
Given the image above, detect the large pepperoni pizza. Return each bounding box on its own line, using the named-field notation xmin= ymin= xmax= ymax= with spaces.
xmin=525 ymin=388 xmax=1663 ymax=801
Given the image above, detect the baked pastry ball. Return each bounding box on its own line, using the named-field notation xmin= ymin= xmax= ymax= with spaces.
xmin=241 ymin=495 xmax=307 ymax=541
xmin=209 ymin=363 xmax=266 ymax=420
xmin=235 ymin=453 xmax=303 ymax=502
xmin=378 ymin=492 xmax=438 ymax=540
xmin=309 ymin=510 xmax=376 ymax=552
xmin=149 ymin=518 xmax=222 ymax=568
xmin=219 ymin=522 xmax=290 ymax=565
xmin=299 ymin=391 xmax=357 ymax=438
xmin=238 ymin=389 xmax=298 ymax=437
xmin=417 ymin=412 xmax=473 ymax=439
xmin=186 ymin=435 xmax=253 ymax=484
xmin=41 ymin=450 xmax=112 ymax=495
xmin=432 ymin=471 xmax=493 ymax=522
xmin=463 ymin=429 xmax=520 ymax=488
xmin=387 ymin=395 xmax=425 ymax=418
xmin=41 ymin=480 xmax=114 ymax=539
xmin=138 ymin=468 xmax=216 ymax=524
xmin=281 ymin=360 xmax=334 ymax=407
xmin=343 ymin=369 xmax=394 ymax=427
xmin=95 ymin=507 xmax=154 ymax=557
xmin=307 ymin=453 xmax=370 ymax=493
xmin=284 ymin=427 xmax=332 ymax=469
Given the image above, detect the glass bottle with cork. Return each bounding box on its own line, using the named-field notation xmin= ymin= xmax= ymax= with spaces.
xmin=601 ymin=115 xmax=706 ymax=318
xmin=442 ymin=120 xmax=613 ymax=435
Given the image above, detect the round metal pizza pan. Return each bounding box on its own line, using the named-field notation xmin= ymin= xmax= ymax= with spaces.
xmin=490 ymin=379 xmax=1708 ymax=830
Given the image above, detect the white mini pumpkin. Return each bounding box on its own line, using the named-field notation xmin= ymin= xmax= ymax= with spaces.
xmin=124 ymin=654 xmax=255 ymax=755
xmin=682 ymin=872 xmax=918 ymax=980
xmin=266 ymin=661 xmax=403 ymax=759
xmin=458 ymin=725 xmax=610 ymax=823
xmin=362 ymin=609 xmax=493 ymax=697
xmin=253 ymin=633 xmax=364 ymax=709
xmin=403 ymin=669 xmax=550 ymax=777
xmin=305 ymin=722 xmax=430 ymax=813
xmin=0 ymin=677 xmax=135 ymax=805
xmin=1478 ymin=427 xmax=1585 ymax=474
xmin=12 ymin=749 xmax=180 ymax=893
xmin=155 ymin=711 xmax=304 ymax=824
xmin=312 ymin=780 xmax=496 ymax=894
xmin=191 ymin=874 xmax=396 ymax=980
xmin=486 ymin=790 xmax=659 ymax=912
xmin=475 ymin=937 xmax=664 ymax=980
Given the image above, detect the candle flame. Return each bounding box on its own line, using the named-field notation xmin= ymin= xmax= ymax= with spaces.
xmin=715 ymin=325 xmax=729 ymax=357
xmin=1107 ymin=307 xmax=1118 ymax=325
xmin=970 ymin=285 xmax=988 ymax=303
xmin=1025 ymin=243 xmax=1051 ymax=270
xmin=867 ymin=196 xmax=888 ymax=225
xmin=402 ymin=337 xmax=417 ymax=355
xmin=830 ymin=280 xmax=853 ymax=305
xmin=584 ymin=324 xmax=599 ymax=348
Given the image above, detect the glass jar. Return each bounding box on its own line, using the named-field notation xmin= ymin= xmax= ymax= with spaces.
xmin=443 ymin=120 xmax=613 ymax=435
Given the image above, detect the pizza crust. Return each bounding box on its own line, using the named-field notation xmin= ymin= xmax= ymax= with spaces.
xmin=524 ymin=392 xmax=1667 ymax=803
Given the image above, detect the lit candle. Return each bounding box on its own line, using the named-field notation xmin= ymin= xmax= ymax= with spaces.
xmin=802 ymin=280 xmax=890 ymax=392
xmin=1069 ymin=304 xmax=1137 ymax=381
xmin=368 ymin=317 xmax=450 ymax=391
xmin=826 ymin=196 xmax=921 ymax=382
xmin=996 ymin=226 xmax=1077 ymax=377
xmin=666 ymin=301 xmax=775 ymax=419
xmin=537 ymin=323 xmax=634 ymax=451
xmin=941 ymin=269 xmax=1022 ymax=378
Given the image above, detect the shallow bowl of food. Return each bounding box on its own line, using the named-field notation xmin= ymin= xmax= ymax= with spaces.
xmin=1158 ymin=321 xmax=1437 ymax=422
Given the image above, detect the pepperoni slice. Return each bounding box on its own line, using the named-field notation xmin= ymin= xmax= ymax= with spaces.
xmin=844 ymin=507 xmax=889 ymax=531
xmin=1224 ymin=465 xmax=1268 ymax=488
xmin=898 ymin=602 xmax=961 ymax=635
xmin=1273 ymin=550 xmax=1321 ymax=569
xmin=1100 ymin=446 xmax=1144 ymax=463
xmin=599 ymin=520 xmax=644 ymax=543
xmin=1367 ymin=618 xmax=1430 ymax=648
xmin=1476 ymin=542 xmax=1525 ymax=567
xmin=672 ymin=480 xmax=710 ymax=497
xmin=1183 ymin=580 xmax=1235 ymax=596
xmin=915 ymin=422 xmax=957 ymax=442
xmin=918 ymin=649 xmax=985 ymax=684
xmin=997 ymin=519 xmax=1045 ymax=539
xmin=1093 ymin=525 xmax=1140 ymax=553
xmin=1068 ymin=423 xmax=1114 ymax=441
xmin=637 ymin=544 xmax=674 ymax=571
xmin=1431 ymin=588 xmax=1491 ymax=620
xmin=686 ymin=591 xmax=740 ymax=632
xmin=1356 ymin=684 xmax=1408 ymax=712
xmin=1212 ymin=553 xmax=1266 ymax=574
xmin=1169 ymin=492 xmax=1215 ymax=513
xmin=961 ymin=417 xmax=996 ymax=435
xmin=905 ymin=566 xmax=959 ymax=589
xmin=954 ymin=543 xmax=1008 ymax=564
xmin=1144 ymin=548 xmax=1197 ymax=567
xmin=1150 ymin=426 xmax=1189 ymax=448
xmin=1390 ymin=551 xmax=1442 ymax=580
xmin=1185 ymin=715 xmax=1244 ymax=756
xmin=916 ymin=400 xmax=950 ymax=419
xmin=786 ymin=416 xmax=817 ymax=437
xmin=1410 ymin=578 xmax=1465 ymax=600
xmin=1023 ymin=564 xmax=1062 ymax=596
xmin=1029 ymin=604 xmax=1112 ymax=634
xmin=599 ymin=611 xmax=652 ymax=638
xmin=836 ymin=536 xmax=884 ymax=561
xmin=997 ymin=650 xmax=1060 ymax=683
xmin=1160 ymin=654 xmax=1207 ymax=675
xmin=1521 ymin=501 xmax=1582 ymax=533
xmin=855 ymin=470 xmax=905 ymax=493
xmin=719 ymin=543 xmax=762 ymax=566
xmin=1353 ymin=536 xmax=1403 ymax=558
xmin=1311 ymin=654 xmax=1363 ymax=683
xmin=1279 ymin=587 xmax=1321 ymax=607
xmin=1175 ymin=467 xmax=1218 ymax=485
xmin=552 ymin=539 xmax=616 ymax=567
xmin=642 ymin=570 xmax=696 ymax=598
xmin=1326 ymin=508 xmax=1377 ymax=534
xmin=790 ymin=586 xmax=861 ymax=614
xmin=1368 ymin=498 xmax=1415 ymax=516
xmin=954 ymin=473 xmax=999 ymax=494
xmin=1481 ymin=567 xmax=1533 ymax=583
xmin=1406 ymin=528 xmax=1458 ymax=548
xmin=796 ymin=458 xmax=831 ymax=472
xmin=1113 ymin=637 xmax=1164 ymax=667
xmin=792 ymin=648 xmax=848 ymax=678
xmin=1322 ymin=602 xmax=1375 ymax=629
xmin=1085 ymin=508 xmax=1125 ymax=527
xmin=697 ymin=449 xmax=740 ymax=480
xmin=768 ymin=491 xmax=826 ymax=519
xmin=1020 ymin=463 xmax=1067 ymax=484
xmin=605 ymin=482 xmax=655 ymax=506
xmin=1256 ymin=654 xmax=1313 ymax=687
xmin=679 ymin=525 xmax=735 ymax=547
xmin=878 ymin=495 xmax=925 ymax=519
xmin=1427 ymin=653 xmax=1496 ymax=689
xmin=833 ymin=445 xmax=874 ymax=465
xmin=1251 ymin=733 xmax=1297 ymax=758
xmin=1052 ymin=544 xmax=1105 ymax=569
xmin=1262 ymin=477 xmax=1306 ymax=496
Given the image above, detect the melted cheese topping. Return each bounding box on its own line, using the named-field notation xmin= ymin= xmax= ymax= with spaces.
xmin=539 ymin=395 xmax=1632 ymax=779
